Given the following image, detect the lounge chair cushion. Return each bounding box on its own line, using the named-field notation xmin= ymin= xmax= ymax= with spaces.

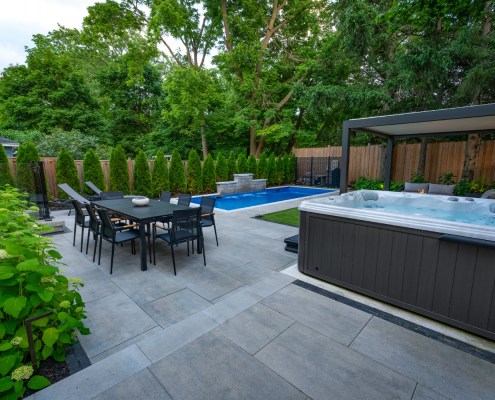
xmin=428 ymin=183 xmax=456 ymax=196
xmin=404 ymin=182 xmax=429 ymax=193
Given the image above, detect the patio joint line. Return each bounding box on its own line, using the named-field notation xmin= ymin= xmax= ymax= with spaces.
xmin=347 ymin=315 xmax=373 ymax=348
xmin=291 ymin=280 xmax=495 ymax=364
xmin=409 ymin=383 xmax=418 ymax=400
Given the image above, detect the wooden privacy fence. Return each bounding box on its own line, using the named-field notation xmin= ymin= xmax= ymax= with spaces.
xmin=293 ymin=140 xmax=495 ymax=184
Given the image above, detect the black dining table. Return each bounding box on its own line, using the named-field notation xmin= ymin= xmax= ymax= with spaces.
xmin=91 ymin=198 xmax=194 ymax=271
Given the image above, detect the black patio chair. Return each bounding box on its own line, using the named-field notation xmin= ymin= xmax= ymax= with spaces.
xmin=85 ymin=181 xmax=102 ymax=195
xmin=97 ymin=209 xmax=140 ymax=274
xmin=160 ymin=191 xmax=172 ymax=202
xmin=199 ymin=197 xmax=218 ymax=246
xmin=154 ymin=208 xmax=205 ymax=275
xmin=58 ymin=183 xmax=98 ymax=215
xmin=177 ymin=193 xmax=192 ymax=207
xmin=100 ymin=191 xmax=124 ymax=200
xmin=153 ymin=192 xmax=189 ymax=237
xmin=70 ymin=200 xmax=89 ymax=252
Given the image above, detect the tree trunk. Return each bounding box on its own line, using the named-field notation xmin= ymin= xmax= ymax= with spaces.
xmin=379 ymin=142 xmax=387 ymax=181
xmin=417 ymin=137 xmax=428 ymax=178
xmin=201 ymin=121 xmax=208 ymax=160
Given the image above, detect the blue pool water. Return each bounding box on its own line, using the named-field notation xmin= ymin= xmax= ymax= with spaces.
xmin=191 ymin=187 xmax=335 ymax=211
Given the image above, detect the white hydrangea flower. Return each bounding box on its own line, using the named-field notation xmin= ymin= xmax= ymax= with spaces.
xmin=70 ymin=331 xmax=78 ymax=338
xmin=10 ymin=337 xmax=23 ymax=346
xmin=0 ymin=249 xmax=12 ymax=259
xmin=75 ymin=307 xmax=83 ymax=313
xmin=41 ymin=274 xmax=55 ymax=283
xmin=46 ymin=287 xmax=54 ymax=292
xmin=11 ymin=366 xmax=33 ymax=381
xmin=59 ymin=301 xmax=71 ymax=308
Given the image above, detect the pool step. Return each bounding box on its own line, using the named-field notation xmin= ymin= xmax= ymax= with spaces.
xmin=284 ymin=234 xmax=299 ymax=254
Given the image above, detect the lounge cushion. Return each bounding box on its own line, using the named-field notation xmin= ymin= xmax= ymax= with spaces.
xmin=428 ymin=183 xmax=456 ymax=196
xmin=404 ymin=182 xmax=429 ymax=193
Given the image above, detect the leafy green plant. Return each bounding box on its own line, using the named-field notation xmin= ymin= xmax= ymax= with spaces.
xmin=390 ymin=181 xmax=404 ymax=192
xmin=0 ymin=143 xmax=15 ymax=187
xmin=283 ymin=154 xmax=290 ymax=184
xmin=133 ymin=150 xmax=152 ymax=197
xmin=354 ymin=176 xmax=384 ymax=190
xmin=266 ymin=153 xmax=277 ymax=186
xmin=438 ymin=173 xmax=456 ymax=186
xmin=289 ymin=154 xmax=296 ymax=184
xmin=186 ymin=149 xmax=202 ymax=194
xmin=202 ymin=154 xmax=216 ymax=193
xmin=169 ymin=149 xmax=186 ymax=194
xmin=456 ymin=176 xmax=494 ymax=196
xmin=237 ymin=153 xmax=248 ymax=174
xmin=56 ymin=148 xmax=80 ymax=199
xmin=151 ymin=150 xmax=169 ymax=198
xmin=82 ymin=149 xmax=106 ymax=195
xmin=257 ymin=153 xmax=267 ymax=180
xmin=227 ymin=152 xmax=237 ymax=181
xmin=0 ymin=186 xmax=89 ymax=399
xmin=276 ymin=157 xmax=284 ymax=185
xmin=16 ymin=143 xmax=39 ymax=194
xmin=109 ymin=145 xmax=131 ymax=195
xmin=410 ymin=172 xmax=427 ymax=183
xmin=247 ymin=155 xmax=257 ymax=178
xmin=215 ymin=153 xmax=228 ymax=182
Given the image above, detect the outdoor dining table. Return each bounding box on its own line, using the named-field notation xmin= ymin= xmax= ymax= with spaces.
xmin=91 ymin=198 xmax=194 ymax=271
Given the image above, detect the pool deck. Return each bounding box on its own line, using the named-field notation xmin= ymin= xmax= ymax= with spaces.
xmin=29 ymin=192 xmax=495 ymax=400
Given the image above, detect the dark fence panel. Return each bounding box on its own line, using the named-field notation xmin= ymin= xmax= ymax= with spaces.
xmin=296 ymin=157 xmax=341 ymax=188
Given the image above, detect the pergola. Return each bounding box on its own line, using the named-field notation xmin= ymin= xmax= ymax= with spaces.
xmin=340 ymin=103 xmax=495 ymax=193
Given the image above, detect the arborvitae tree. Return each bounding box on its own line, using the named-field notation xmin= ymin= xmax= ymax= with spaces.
xmin=237 ymin=153 xmax=248 ymax=173
xmin=133 ymin=150 xmax=152 ymax=197
xmin=215 ymin=152 xmax=228 ymax=182
xmin=202 ymin=154 xmax=216 ymax=193
xmin=283 ymin=154 xmax=290 ymax=184
xmin=0 ymin=143 xmax=15 ymax=187
xmin=227 ymin=151 xmax=237 ymax=180
xmin=276 ymin=157 xmax=284 ymax=185
xmin=257 ymin=152 xmax=267 ymax=179
xmin=109 ymin=145 xmax=131 ymax=194
xmin=169 ymin=148 xmax=186 ymax=194
xmin=56 ymin=147 xmax=81 ymax=199
xmin=247 ymin=154 xmax=257 ymax=178
xmin=151 ymin=150 xmax=169 ymax=198
xmin=16 ymin=142 xmax=41 ymax=193
xmin=186 ymin=149 xmax=202 ymax=194
xmin=289 ymin=154 xmax=296 ymax=184
xmin=266 ymin=152 xmax=277 ymax=186
xmin=83 ymin=149 xmax=106 ymax=195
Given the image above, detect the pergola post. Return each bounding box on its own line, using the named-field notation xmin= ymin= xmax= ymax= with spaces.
xmin=340 ymin=121 xmax=350 ymax=193
xmin=384 ymin=137 xmax=394 ymax=191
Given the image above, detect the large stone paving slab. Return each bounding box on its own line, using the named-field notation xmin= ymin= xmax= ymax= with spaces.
xmin=72 ymin=269 xmax=121 ymax=304
xmin=216 ymin=303 xmax=294 ymax=355
xmin=412 ymin=385 xmax=448 ymax=400
xmin=255 ymin=322 xmax=416 ymax=400
xmin=350 ymin=317 xmax=495 ymax=400
xmin=262 ymin=284 xmax=371 ymax=346
xmin=223 ymin=262 xmax=278 ymax=285
xmin=149 ymin=330 xmax=306 ymax=400
xmin=142 ymin=288 xmax=212 ymax=328
xmin=78 ymin=292 xmax=158 ymax=358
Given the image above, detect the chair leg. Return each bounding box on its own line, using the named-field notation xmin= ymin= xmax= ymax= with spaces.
xmin=153 ymin=228 xmax=156 ymax=265
xmin=201 ymin=237 xmax=206 ymax=266
xmin=86 ymin=228 xmax=91 ymax=254
xmin=170 ymin=242 xmax=177 ymax=275
xmin=98 ymin=235 xmax=103 ymax=265
xmin=80 ymin=226 xmax=84 ymax=252
xmin=73 ymin=220 xmax=77 ymax=246
xmin=213 ymin=222 xmax=219 ymax=246
xmin=93 ymin=233 xmax=98 ymax=263
xmin=110 ymin=242 xmax=115 ymax=274
xmin=187 ymin=240 xmax=189 ymax=256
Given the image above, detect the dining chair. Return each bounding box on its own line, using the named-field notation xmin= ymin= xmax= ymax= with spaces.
xmin=100 ymin=191 xmax=124 ymax=200
xmin=160 ymin=191 xmax=172 ymax=202
xmin=154 ymin=208 xmax=205 ymax=275
xmin=177 ymin=193 xmax=192 ymax=207
xmin=70 ymin=200 xmax=89 ymax=252
xmin=199 ymin=197 xmax=218 ymax=246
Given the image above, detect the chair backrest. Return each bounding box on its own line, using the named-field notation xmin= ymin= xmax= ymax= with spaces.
xmin=100 ymin=191 xmax=124 ymax=200
xmin=58 ymin=183 xmax=89 ymax=204
xmin=170 ymin=208 xmax=201 ymax=243
xmin=97 ymin=208 xmax=115 ymax=240
xmin=70 ymin=199 xmax=86 ymax=225
xmin=160 ymin=191 xmax=172 ymax=203
xmin=84 ymin=204 xmax=99 ymax=233
xmin=200 ymin=197 xmax=216 ymax=222
xmin=177 ymin=193 xmax=192 ymax=207
xmin=85 ymin=181 xmax=102 ymax=195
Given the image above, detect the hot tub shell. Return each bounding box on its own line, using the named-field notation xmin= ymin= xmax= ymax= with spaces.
xmin=298 ymin=190 xmax=495 ymax=340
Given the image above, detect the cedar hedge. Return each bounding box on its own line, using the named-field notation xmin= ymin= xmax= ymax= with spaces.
xmin=227 ymin=151 xmax=237 ymax=180
xmin=247 ymin=154 xmax=257 ymax=178
xmin=216 ymin=152 xmax=228 ymax=182
xmin=237 ymin=153 xmax=248 ymax=174
xmin=202 ymin=154 xmax=216 ymax=193
xmin=83 ymin=149 xmax=106 ymax=195
xmin=109 ymin=145 xmax=131 ymax=195
xmin=151 ymin=150 xmax=169 ymax=198
xmin=0 ymin=142 xmax=15 ymax=187
xmin=56 ymin=147 xmax=80 ymax=199
xmin=257 ymin=152 xmax=267 ymax=179
xmin=133 ymin=150 xmax=152 ymax=197
xmin=169 ymin=148 xmax=186 ymax=194
xmin=186 ymin=149 xmax=202 ymax=194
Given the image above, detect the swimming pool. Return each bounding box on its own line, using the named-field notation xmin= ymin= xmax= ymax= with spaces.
xmin=191 ymin=187 xmax=335 ymax=211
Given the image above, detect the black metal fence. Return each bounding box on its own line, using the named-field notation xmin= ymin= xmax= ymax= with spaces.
xmin=295 ymin=157 xmax=341 ymax=188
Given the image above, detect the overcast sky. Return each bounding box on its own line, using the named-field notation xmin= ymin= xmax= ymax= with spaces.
xmin=1 ymin=0 xmax=212 ymax=71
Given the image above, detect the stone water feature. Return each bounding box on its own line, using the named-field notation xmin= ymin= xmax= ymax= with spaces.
xmin=216 ymin=174 xmax=266 ymax=195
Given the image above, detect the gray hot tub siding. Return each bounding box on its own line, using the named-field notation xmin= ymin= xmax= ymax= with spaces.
xmin=298 ymin=211 xmax=495 ymax=341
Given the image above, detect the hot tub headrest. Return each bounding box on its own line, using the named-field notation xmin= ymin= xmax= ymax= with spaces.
xmin=447 ymin=197 xmax=459 ymax=202
xmin=362 ymin=192 xmax=379 ymax=201
xmin=490 ymin=203 xmax=495 ymax=213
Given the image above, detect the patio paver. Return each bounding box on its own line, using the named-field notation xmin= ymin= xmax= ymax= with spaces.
xmin=412 ymin=385 xmax=448 ymax=400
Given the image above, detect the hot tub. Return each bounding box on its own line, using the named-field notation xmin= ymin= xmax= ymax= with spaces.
xmin=298 ymin=190 xmax=495 ymax=340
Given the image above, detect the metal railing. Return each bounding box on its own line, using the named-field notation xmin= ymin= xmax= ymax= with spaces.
xmin=295 ymin=157 xmax=341 ymax=188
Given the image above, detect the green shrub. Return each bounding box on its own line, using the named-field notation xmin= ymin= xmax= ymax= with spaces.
xmin=202 ymin=154 xmax=216 ymax=193
xmin=83 ymin=149 xmax=106 ymax=195
xmin=237 ymin=153 xmax=248 ymax=174
xmin=151 ymin=150 xmax=169 ymax=198
xmin=133 ymin=150 xmax=152 ymax=197
xmin=109 ymin=145 xmax=131 ymax=195
xmin=0 ymin=186 xmax=90 ymax=398
xmin=227 ymin=151 xmax=237 ymax=180
xmin=276 ymin=157 xmax=284 ymax=185
xmin=169 ymin=149 xmax=186 ymax=194
xmin=247 ymin=154 xmax=257 ymax=178
xmin=410 ymin=172 xmax=427 ymax=183
xmin=0 ymin=143 xmax=15 ymax=187
xmin=353 ymin=176 xmax=403 ymax=192
xmin=283 ymin=154 xmax=290 ymax=184
xmin=289 ymin=154 xmax=296 ymax=183
xmin=56 ymin=148 xmax=80 ymax=199
xmin=438 ymin=173 xmax=456 ymax=185
xmin=456 ymin=176 xmax=495 ymax=196
xmin=16 ymin=142 xmax=41 ymax=194
xmin=186 ymin=149 xmax=202 ymax=194
xmin=257 ymin=152 xmax=267 ymax=179
xmin=215 ymin=152 xmax=228 ymax=182
xmin=266 ymin=153 xmax=277 ymax=185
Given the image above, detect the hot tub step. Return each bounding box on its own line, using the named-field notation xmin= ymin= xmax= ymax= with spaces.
xmin=284 ymin=234 xmax=299 ymax=253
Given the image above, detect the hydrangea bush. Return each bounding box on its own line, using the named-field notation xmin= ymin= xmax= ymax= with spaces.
xmin=0 ymin=185 xmax=90 ymax=399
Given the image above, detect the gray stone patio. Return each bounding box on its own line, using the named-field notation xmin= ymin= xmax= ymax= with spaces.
xmin=29 ymin=196 xmax=495 ymax=400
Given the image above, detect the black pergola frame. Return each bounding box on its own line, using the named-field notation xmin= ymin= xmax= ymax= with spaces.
xmin=340 ymin=104 xmax=495 ymax=193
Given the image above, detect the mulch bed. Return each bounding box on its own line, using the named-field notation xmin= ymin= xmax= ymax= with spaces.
xmin=22 ymin=358 xmax=70 ymax=399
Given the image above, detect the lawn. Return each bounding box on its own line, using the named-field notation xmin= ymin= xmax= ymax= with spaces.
xmin=258 ymin=208 xmax=299 ymax=226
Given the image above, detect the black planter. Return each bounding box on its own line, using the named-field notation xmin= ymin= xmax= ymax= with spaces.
xmin=464 ymin=193 xmax=482 ymax=198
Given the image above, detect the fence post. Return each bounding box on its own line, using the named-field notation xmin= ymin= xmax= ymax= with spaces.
xmin=310 ymin=156 xmax=313 ymax=187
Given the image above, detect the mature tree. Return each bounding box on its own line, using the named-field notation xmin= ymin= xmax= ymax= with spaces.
xmin=169 ymin=149 xmax=186 ymax=194
xmin=227 ymin=151 xmax=237 ymax=180
xmin=215 ymin=152 xmax=228 ymax=181
xmin=151 ymin=150 xmax=169 ymax=197
xmin=109 ymin=145 xmax=131 ymax=194
xmin=133 ymin=150 xmax=152 ymax=197
xmin=0 ymin=144 xmax=15 ymax=187
xmin=202 ymin=154 xmax=216 ymax=192
xmin=186 ymin=149 xmax=203 ymax=194
xmin=83 ymin=149 xmax=107 ymax=195
xmin=56 ymin=148 xmax=81 ymax=198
